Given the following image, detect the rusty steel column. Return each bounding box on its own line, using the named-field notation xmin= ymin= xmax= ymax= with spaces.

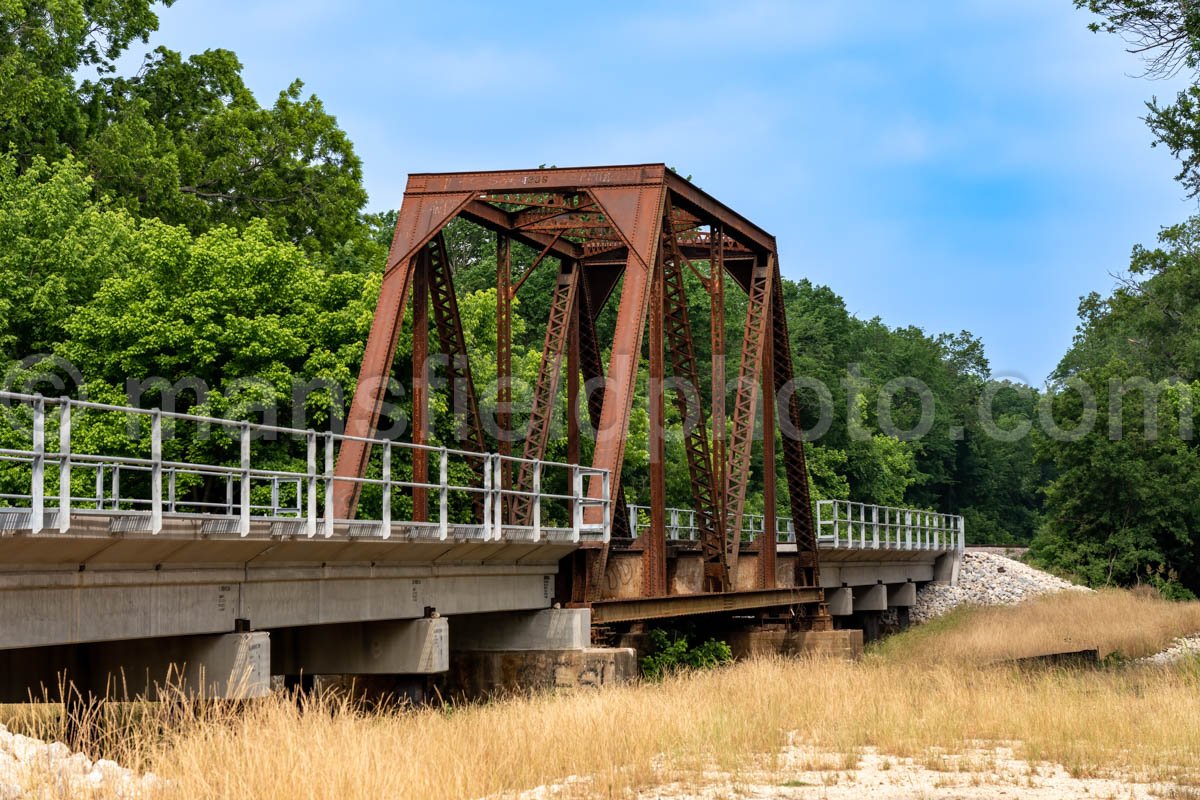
xmin=512 ymin=261 xmax=579 ymax=524
xmin=723 ymin=253 xmax=775 ymax=585
xmin=334 ymin=189 xmax=474 ymax=519
xmin=411 ymin=248 xmax=430 ymax=522
xmin=770 ymin=270 xmax=820 ymax=590
xmin=645 ymin=252 xmax=668 ymax=597
xmin=760 ymin=295 xmax=778 ymax=590
xmin=567 ymin=280 xmax=580 ymax=489
xmin=583 ymin=183 xmax=666 ymax=598
xmin=497 ymin=234 xmax=513 ymax=490
xmin=709 ymin=228 xmax=729 ymax=592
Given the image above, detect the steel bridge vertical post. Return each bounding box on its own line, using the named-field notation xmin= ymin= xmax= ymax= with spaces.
xmin=566 ymin=271 xmax=580 ymax=522
xmin=645 ymin=252 xmax=668 ymax=597
xmin=306 ymin=431 xmax=317 ymax=538
xmin=411 ymin=248 xmax=430 ymax=522
xmin=710 ymin=226 xmax=728 ymax=590
xmin=497 ymin=234 xmax=512 ymax=492
xmin=238 ymin=422 xmax=251 ymax=537
xmin=151 ymin=409 xmax=163 ymax=535
xmin=57 ymin=398 xmax=71 ymax=533
xmin=30 ymin=395 xmax=44 ymax=534
xmin=761 ymin=301 xmax=778 ymax=590
xmin=380 ymin=442 xmax=392 ymax=540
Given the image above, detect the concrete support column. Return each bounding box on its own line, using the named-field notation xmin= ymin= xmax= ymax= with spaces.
xmin=827 ymin=587 xmax=854 ymax=616
xmin=934 ymin=551 xmax=962 ymax=584
xmin=272 ymin=618 xmax=449 ymax=675
xmin=887 ymin=582 xmax=917 ymax=607
xmin=452 ymin=608 xmax=591 ymax=652
xmin=447 ymin=609 xmax=635 ymax=697
xmin=0 ymin=632 xmax=272 ymax=702
xmin=853 ymin=583 xmax=887 ymax=613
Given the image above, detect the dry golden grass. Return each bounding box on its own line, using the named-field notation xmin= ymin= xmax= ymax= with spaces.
xmin=1 ymin=588 xmax=1198 ymax=799
xmin=873 ymin=587 xmax=1200 ymax=664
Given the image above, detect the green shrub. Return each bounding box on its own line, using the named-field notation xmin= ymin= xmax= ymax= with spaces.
xmin=639 ymin=629 xmax=733 ymax=680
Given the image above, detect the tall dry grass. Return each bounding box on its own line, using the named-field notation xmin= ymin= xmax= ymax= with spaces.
xmin=873 ymin=587 xmax=1200 ymax=664
xmin=2 ymin=588 xmax=1199 ymax=799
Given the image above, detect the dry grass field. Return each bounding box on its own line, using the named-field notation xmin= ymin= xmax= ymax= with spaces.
xmin=3 ymin=588 xmax=1200 ymax=799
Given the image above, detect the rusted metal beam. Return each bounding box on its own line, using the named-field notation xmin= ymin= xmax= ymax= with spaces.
xmin=458 ymin=200 xmax=583 ymax=261
xmin=582 ymin=183 xmax=666 ymax=597
xmin=709 ymin=226 xmax=729 ymax=592
xmin=406 ymin=164 xmax=666 ymax=195
xmin=497 ymin=234 xmax=513 ymax=490
xmin=770 ymin=270 xmax=821 ymax=589
xmin=661 ymin=214 xmax=726 ymax=592
xmin=760 ymin=294 xmax=778 ymax=590
xmin=427 ymin=232 xmax=487 ymax=462
xmin=512 ymin=261 xmax=579 ymax=525
xmin=724 ymin=254 xmax=775 ymax=584
xmin=576 ymin=274 xmax=629 ymax=540
xmin=589 ymin=587 xmax=823 ymax=624
xmin=411 ymin=248 xmax=430 ymax=521
xmin=645 ymin=249 xmax=668 ymax=597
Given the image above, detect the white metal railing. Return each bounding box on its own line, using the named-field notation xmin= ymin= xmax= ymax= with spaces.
xmin=624 ymin=500 xmax=964 ymax=553
xmin=816 ymin=499 xmax=964 ymax=552
xmin=0 ymin=392 xmax=610 ymax=544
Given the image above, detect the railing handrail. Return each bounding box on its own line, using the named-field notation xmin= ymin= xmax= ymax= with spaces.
xmin=624 ymin=500 xmax=965 ymax=553
xmin=0 ymin=392 xmax=611 ymax=544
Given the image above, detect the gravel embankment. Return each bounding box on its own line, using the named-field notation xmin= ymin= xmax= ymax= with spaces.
xmin=1139 ymin=635 xmax=1200 ymax=666
xmin=911 ymin=551 xmax=1086 ymax=623
xmin=0 ymin=724 xmax=156 ymax=798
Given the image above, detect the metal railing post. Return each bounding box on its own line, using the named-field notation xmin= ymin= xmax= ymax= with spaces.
xmin=305 ymin=431 xmax=317 ymax=538
xmin=531 ymin=461 xmax=542 ymax=542
xmin=438 ymin=448 xmax=449 ymax=541
xmin=482 ymin=453 xmax=493 ymax=540
xmin=168 ymin=469 xmax=176 ymax=513
xmin=379 ymin=442 xmax=392 ymax=540
xmin=493 ymin=456 xmax=504 ymax=540
xmin=958 ymin=515 xmax=966 ymax=552
xmin=572 ymin=466 xmax=583 ymax=543
xmin=323 ymin=433 xmax=334 ymax=538
xmin=58 ymin=398 xmax=71 ymax=533
xmin=238 ymin=422 xmax=251 ymax=537
xmin=150 ymin=408 xmax=163 ymax=534
xmin=30 ymin=395 xmax=44 ymax=534
xmin=601 ymin=471 xmax=611 ymax=540
xmin=872 ymin=505 xmax=879 ymax=549
xmin=905 ymin=510 xmax=913 ymax=550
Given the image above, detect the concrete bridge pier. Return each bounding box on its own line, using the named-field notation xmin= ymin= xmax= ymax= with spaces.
xmin=446 ymin=609 xmax=636 ymax=697
xmin=271 ymin=617 xmax=449 ymax=704
xmin=0 ymin=631 xmax=271 ymax=703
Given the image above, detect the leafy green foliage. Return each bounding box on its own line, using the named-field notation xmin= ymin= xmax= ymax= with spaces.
xmin=639 ymin=630 xmax=733 ymax=680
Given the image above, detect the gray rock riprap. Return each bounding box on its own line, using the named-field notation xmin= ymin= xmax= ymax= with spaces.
xmin=0 ymin=723 xmax=156 ymax=798
xmin=910 ymin=551 xmax=1087 ymax=623
xmin=1139 ymin=635 xmax=1200 ymax=666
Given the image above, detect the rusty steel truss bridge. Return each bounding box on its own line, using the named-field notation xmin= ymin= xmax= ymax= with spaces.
xmin=0 ymin=165 xmax=965 ymax=699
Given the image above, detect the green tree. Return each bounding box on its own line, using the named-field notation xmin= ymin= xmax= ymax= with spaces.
xmin=0 ymin=0 xmax=170 ymax=163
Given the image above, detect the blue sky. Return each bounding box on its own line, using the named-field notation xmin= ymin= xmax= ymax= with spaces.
xmin=130 ymin=0 xmax=1193 ymax=383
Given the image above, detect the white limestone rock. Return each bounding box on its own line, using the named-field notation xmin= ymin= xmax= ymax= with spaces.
xmin=911 ymin=551 xmax=1087 ymax=623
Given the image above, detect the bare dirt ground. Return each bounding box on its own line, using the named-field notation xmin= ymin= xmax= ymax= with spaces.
xmin=513 ymin=744 xmax=1175 ymax=800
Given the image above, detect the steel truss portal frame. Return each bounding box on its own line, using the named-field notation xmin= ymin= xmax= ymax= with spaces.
xmin=334 ymin=164 xmax=824 ymax=609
